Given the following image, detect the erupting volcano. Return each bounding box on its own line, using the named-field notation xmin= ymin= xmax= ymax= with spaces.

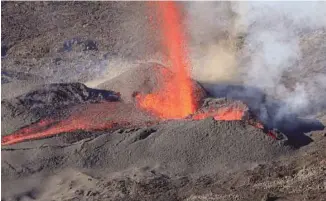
xmin=3 ymin=2 xmax=326 ymax=201
xmin=136 ymin=2 xmax=197 ymax=119
xmin=1 ymin=2 xmax=279 ymax=146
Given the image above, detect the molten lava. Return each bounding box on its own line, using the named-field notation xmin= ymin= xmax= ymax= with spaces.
xmin=1 ymin=2 xmax=279 ymax=146
xmin=193 ymin=107 xmax=247 ymax=121
xmin=1 ymin=118 xmax=125 ymax=146
xmin=1 ymin=116 xmax=125 ymax=146
xmin=1 ymin=102 xmax=153 ymax=146
xmin=137 ymin=2 xmax=197 ymax=119
xmin=1 ymin=101 xmax=278 ymax=146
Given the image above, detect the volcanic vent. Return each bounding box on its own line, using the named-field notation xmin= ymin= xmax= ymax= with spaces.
xmin=1 ymin=1 xmax=284 ymax=146
xmin=1 ymin=64 xmax=285 ymax=146
xmin=1 ymin=73 xmax=292 ymax=178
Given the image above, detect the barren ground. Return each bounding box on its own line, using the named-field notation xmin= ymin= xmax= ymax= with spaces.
xmin=1 ymin=2 xmax=326 ymax=201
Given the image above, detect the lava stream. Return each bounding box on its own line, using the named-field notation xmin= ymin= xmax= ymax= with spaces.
xmin=1 ymin=2 xmax=278 ymax=146
xmin=1 ymin=117 xmax=126 ymax=146
xmin=1 ymin=102 xmax=149 ymax=146
xmin=193 ymin=107 xmax=246 ymax=121
xmin=1 ymin=102 xmax=278 ymax=146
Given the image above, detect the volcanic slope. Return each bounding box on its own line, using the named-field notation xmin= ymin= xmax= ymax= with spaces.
xmin=1 ymin=70 xmax=46 ymax=100
xmin=1 ymin=64 xmax=293 ymax=200
xmin=2 ymin=116 xmax=292 ymax=179
xmin=95 ymin=63 xmax=206 ymax=103
xmin=1 ymin=82 xmax=120 ymax=136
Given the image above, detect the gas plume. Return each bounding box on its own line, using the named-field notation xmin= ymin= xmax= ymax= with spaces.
xmin=185 ymin=2 xmax=326 ymax=122
xmin=186 ymin=2 xmax=240 ymax=84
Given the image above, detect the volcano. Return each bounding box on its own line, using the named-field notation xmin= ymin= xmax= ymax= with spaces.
xmin=1 ymin=1 xmax=281 ymax=146
xmin=1 ymin=64 xmax=293 ymax=178
xmin=1 ymin=64 xmax=284 ymax=146
xmin=2 ymin=2 xmax=326 ymax=201
xmin=1 ymin=66 xmax=322 ymax=201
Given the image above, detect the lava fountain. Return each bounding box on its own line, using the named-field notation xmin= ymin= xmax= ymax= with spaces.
xmin=136 ymin=2 xmax=197 ymax=119
xmin=1 ymin=2 xmax=279 ymax=146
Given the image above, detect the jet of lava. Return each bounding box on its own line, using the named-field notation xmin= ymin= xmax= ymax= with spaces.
xmin=136 ymin=2 xmax=197 ymax=119
xmin=1 ymin=3 xmax=280 ymax=146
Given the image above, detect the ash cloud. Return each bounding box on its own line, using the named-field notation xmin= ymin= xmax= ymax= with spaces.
xmin=185 ymin=2 xmax=239 ymax=84
xmin=185 ymin=1 xmax=326 ymax=122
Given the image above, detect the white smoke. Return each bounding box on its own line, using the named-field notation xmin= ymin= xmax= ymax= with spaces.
xmin=185 ymin=2 xmax=240 ymax=83
xmin=235 ymin=1 xmax=326 ymax=117
xmin=186 ymin=1 xmax=326 ymax=120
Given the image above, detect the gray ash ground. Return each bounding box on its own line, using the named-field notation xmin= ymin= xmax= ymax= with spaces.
xmin=1 ymin=71 xmax=325 ymax=201
xmin=1 ymin=2 xmax=326 ymax=201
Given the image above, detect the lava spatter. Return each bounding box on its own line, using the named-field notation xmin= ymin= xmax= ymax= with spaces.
xmin=136 ymin=2 xmax=197 ymax=119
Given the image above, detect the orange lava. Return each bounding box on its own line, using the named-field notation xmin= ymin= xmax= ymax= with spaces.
xmin=192 ymin=108 xmax=277 ymax=139
xmin=137 ymin=2 xmax=197 ymax=119
xmin=0 ymin=2 xmax=277 ymax=146
xmin=1 ymin=102 xmax=152 ymax=146
xmin=193 ymin=107 xmax=246 ymax=121
xmin=1 ymin=101 xmax=278 ymax=145
xmin=1 ymin=117 xmax=125 ymax=146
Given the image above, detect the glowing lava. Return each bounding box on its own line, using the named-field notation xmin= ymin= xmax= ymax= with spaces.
xmin=1 ymin=101 xmax=278 ymax=146
xmin=0 ymin=2 xmax=279 ymax=146
xmin=137 ymin=2 xmax=197 ymax=119
xmin=193 ymin=107 xmax=247 ymax=121
xmin=192 ymin=108 xmax=278 ymax=139
xmin=1 ymin=118 xmax=124 ymax=146
xmin=1 ymin=102 xmax=152 ymax=146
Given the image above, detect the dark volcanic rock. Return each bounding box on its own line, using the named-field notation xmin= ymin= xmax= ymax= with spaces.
xmin=11 ymin=82 xmax=119 ymax=108
xmin=1 ymin=82 xmax=120 ymax=135
xmin=60 ymin=38 xmax=98 ymax=52
xmin=1 ymin=45 xmax=8 ymax=57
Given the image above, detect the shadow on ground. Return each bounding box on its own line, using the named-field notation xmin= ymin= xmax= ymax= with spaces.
xmin=200 ymin=82 xmax=325 ymax=148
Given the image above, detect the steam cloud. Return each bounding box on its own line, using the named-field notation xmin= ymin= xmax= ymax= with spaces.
xmin=186 ymin=2 xmax=326 ymax=122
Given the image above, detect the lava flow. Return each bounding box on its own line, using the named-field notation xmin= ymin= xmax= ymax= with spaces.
xmin=1 ymin=102 xmax=278 ymax=145
xmin=192 ymin=107 xmax=247 ymax=121
xmin=136 ymin=2 xmax=197 ymax=119
xmin=1 ymin=2 xmax=278 ymax=146
xmin=1 ymin=102 xmax=150 ymax=146
xmin=1 ymin=118 xmax=123 ymax=146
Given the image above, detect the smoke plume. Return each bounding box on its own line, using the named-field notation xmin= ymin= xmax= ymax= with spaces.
xmin=185 ymin=1 xmax=326 ymax=122
xmin=186 ymin=2 xmax=240 ymax=84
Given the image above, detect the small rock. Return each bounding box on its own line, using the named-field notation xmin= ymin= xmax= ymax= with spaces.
xmin=75 ymin=189 xmax=84 ymax=195
xmin=83 ymin=40 xmax=98 ymax=51
xmin=53 ymin=58 xmax=62 ymax=65
xmin=2 ymin=45 xmax=8 ymax=57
